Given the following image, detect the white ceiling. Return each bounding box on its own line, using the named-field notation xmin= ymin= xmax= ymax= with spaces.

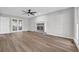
xmin=0 ymin=7 xmax=70 ymax=18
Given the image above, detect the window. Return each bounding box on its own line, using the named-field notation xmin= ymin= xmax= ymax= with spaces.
xmin=11 ymin=18 xmax=23 ymax=32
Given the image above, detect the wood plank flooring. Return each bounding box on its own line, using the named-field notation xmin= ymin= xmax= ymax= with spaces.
xmin=0 ymin=31 xmax=78 ymax=52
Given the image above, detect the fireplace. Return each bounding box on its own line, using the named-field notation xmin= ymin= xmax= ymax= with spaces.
xmin=36 ymin=23 xmax=44 ymax=33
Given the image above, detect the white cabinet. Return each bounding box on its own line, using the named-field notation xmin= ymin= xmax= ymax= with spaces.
xmin=0 ymin=16 xmax=10 ymax=34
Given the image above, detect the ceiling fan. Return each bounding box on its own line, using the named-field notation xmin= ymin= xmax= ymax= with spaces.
xmin=22 ymin=9 xmax=37 ymax=16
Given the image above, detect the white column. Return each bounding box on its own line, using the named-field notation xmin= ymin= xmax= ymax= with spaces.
xmin=74 ymin=7 xmax=79 ymax=49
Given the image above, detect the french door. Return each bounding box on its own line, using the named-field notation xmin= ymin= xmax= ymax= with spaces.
xmin=11 ymin=18 xmax=23 ymax=32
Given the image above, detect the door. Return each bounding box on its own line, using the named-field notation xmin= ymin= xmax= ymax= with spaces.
xmin=11 ymin=18 xmax=23 ymax=32
xmin=0 ymin=16 xmax=10 ymax=34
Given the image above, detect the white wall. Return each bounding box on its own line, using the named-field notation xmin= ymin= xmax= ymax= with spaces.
xmin=29 ymin=16 xmax=47 ymax=32
xmin=29 ymin=8 xmax=74 ymax=39
xmin=0 ymin=15 xmax=29 ymax=34
xmin=23 ymin=18 xmax=29 ymax=31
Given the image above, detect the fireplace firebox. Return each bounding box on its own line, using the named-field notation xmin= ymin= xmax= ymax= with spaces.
xmin=36 ymin=23 xmax=44 ymax=33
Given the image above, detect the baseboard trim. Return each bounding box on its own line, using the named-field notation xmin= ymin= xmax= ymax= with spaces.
xmin=46 ymin=33 xmax=73 ymax=40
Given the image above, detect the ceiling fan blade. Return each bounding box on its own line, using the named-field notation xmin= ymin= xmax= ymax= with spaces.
xmin=22 ymin=10 xmax=29 ymax=15
xmin=22 ymin=13 xmax=27 ymax=15
xmin=30 ymin=13 xmax=34 ymax=15
xmin=31 ymin=12 xmax=37 ymax=13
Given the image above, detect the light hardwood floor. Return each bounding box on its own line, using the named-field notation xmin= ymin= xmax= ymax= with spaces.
xmin=0 ymin=31 xmax=78 ymax=52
